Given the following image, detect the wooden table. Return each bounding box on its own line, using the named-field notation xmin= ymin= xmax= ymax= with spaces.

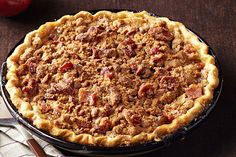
xmin=0 ymin=0 xmax=235 ymax=156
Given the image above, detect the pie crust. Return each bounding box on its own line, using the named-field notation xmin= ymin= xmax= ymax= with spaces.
xmin=5 ymin=11 xmax=219 ymax=147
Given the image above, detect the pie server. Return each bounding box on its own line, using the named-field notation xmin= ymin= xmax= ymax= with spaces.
xmin=0 ymin=97 xmax=47 ymax=157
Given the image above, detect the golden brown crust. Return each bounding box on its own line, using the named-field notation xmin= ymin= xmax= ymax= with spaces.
xmin=6 ymin=11 xmax=219 ymax=147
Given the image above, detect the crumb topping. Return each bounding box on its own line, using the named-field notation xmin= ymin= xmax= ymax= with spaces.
xmin=15 ymin=13 xmax=207 ymax=137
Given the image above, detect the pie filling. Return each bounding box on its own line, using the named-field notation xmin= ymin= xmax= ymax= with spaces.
xmin=6 ymin=11 xmax=218 ymax=146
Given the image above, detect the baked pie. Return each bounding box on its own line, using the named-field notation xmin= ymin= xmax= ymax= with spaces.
xmin=6 ymin=11 xmax=219 ymax=147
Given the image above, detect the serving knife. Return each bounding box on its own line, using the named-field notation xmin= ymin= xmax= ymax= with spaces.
xmin=0 ymin=97 xmax=47 ymax=157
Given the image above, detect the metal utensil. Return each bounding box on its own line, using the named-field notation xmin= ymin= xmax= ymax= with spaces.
xmin=0 ymin=97 xmax=47 ymax=157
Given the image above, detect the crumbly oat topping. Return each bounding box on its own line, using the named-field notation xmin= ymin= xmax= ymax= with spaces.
xmin=15 ymin=13 xmax=207 ymax=137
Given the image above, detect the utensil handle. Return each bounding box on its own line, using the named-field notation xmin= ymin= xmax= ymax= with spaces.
xmin=15 ymin=124 xmax=47 ymax=157
xmin=26 ymin=138 xmax=48 ymax=157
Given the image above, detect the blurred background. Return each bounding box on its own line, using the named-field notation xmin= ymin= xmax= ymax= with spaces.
xmin=0 ymin=0 xmax=235 ymax=157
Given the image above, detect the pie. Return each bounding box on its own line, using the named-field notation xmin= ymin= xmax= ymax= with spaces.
xmin=5 ymin=11 xmax=219 ymax=147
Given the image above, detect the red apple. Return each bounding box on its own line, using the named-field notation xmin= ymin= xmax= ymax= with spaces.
xmin=0 ymin=0 xmax=32 ymax=17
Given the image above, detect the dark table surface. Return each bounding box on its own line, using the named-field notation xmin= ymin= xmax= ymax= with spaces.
xmin=0 ymin=0 xmax=235 ymax=157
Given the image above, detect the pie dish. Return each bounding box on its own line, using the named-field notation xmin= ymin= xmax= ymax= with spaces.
xmin=5 ymin=10 xmax=219 ymax=147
